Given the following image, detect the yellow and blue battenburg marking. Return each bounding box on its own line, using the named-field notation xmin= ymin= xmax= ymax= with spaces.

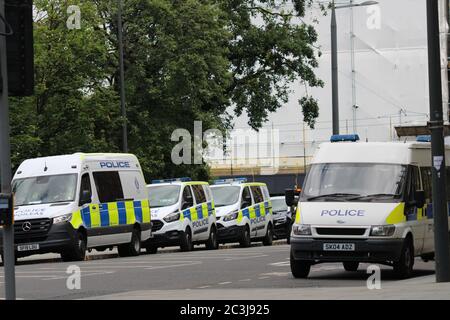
xmin=237 ymin=201 xmax=271 ymax=223
xmin=70 ymin=200 xmax=150 ymax=229
xmin=180 ymin=202 xmax=215 ymax=221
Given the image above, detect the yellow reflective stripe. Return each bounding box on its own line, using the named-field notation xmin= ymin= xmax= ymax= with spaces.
xmin=108 ymin=202 xmax=119 ymax=226
xmin=70 ymin=210 xmax=82 ymax=228
xmin=190 ymin=207 xmax=197 ymax=221
xmin=125 ymin=201 xmax=136 ymax=224
xmin=260 ymin=203 xmax=265 ymax=216
xmin=237 ymin=210 xmax=243 ymax=223
xmin=141 ymin=199 xmax=151 ymax=223
xmin=385 ymin=203 xmax=406 ymax=224
xmin=295 ymin=206 xmax=301 ymax=224
xmin=249 ymin=206 xmax=256 ymax=219
xmin=90 ymin=204 xmax=100 ymax=228
xmin=201 ymin=203 xmax=208 ymax=220
xmin=417 ymin=207 xmax=424 ymax=221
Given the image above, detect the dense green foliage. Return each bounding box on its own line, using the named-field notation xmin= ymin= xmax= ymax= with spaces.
xmin=10 ymin=0 xmax=322 ymax=181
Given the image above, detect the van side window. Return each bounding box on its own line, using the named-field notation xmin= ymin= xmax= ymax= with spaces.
xmin=93 ymin=171 xmax=124 ymax=203
xmin=192 ymin=185 xmax=207 ymax=203
xmin=420 ymin=167 xmax=432 ymax=201
xmin=182 ymin=186 xmax=194 ymax=209
xmin=80 ymin=173 xmax=92 ymax=200
xmin=405 ymin=166 xmax=421 ymax=205
xmin=241 ymin=187 xmax=252 ymax=208
xmin=250 ymin=186 xmax=264 ymax=204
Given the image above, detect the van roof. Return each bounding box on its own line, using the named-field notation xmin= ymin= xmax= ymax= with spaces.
xmin=14 ymin=153 xmax=140 ymax=179
xmin=312 ymin=141 xmax=440 ymax=165
xmin=210 ymin=182 xmax=267 ymax=187
xmin=147 ymin=181 xmax=209 ymax=187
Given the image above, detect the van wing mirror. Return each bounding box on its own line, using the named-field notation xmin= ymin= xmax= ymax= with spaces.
xmin=285 ymin=189 xmax=298 ymax=207
xmin=414 ymin=190 xmax=425 ymax=208
xmin=79 ymin=190 xmax=91 ymax=206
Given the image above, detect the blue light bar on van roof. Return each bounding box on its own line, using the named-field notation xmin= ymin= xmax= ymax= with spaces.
xmin=213 ymin=177 xmax=247 ymax=185
xmin=152 ymin=177 xmax=192 ymax=184
xmin=416 ymin=135 xmax=431 ymax=143
xmin=330 ymin=134 xmax=360 ymax=143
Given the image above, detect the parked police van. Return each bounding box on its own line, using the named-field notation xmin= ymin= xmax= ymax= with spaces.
xmin=0 ymin=153 xmax=151 ymax=263
xmin=144 ymin=178 xmax=217 ymax=253
xmin=271 ymin=196 xmax=293 ymax=244
xmin=211 ymin=179 xmax=273 ymax=247
xmin=287 ymin=134 xmax=448 ymax=279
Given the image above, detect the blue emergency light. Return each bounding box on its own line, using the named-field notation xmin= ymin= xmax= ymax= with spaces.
xmin=213 ymin=177 xmax=247 ymax=185
xmin=330 ymin=134 xmax=360 ymax=143
xmin=152 ymin=177 xmax=192 ymax=184
xmin=416 ymin=135 xmax=431 ymax=143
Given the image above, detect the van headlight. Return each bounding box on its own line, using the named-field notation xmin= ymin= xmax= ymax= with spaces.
xmin=163 ymin=211 xmax=180 ymax=223
xmin=370 ymin=225 xmax=395 ymax=236
xmin=292 ymin=224 xmax=311 ymax=236
xmin=53 ymin=213 xmax=72 ymax=224
xmin=223 ymin=210 xmax=239 ymax=222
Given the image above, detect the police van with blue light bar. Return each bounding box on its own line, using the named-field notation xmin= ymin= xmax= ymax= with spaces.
xmin=0 ymin=153 xmax=151 ymax=263
xmin=144 ymin=178 xmax=217 ymax=253
xmin=287 ymin=134 xmax=449 ymax=279
xmin=211 ymin=178 xmax=273 ymax=247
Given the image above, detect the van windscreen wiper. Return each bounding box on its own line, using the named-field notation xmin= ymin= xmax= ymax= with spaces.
xmin=349 ymin=193 xmax=398 ymax=200
xmin=306 ymin=193 xmax=361 ymax=201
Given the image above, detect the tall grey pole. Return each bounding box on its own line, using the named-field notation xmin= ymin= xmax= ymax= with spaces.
xmin=0 ymin=0 xmax=16 ymax=300
xmin=426 ymin=0 xmax=450 ymax=282
xmin=118 ymin=0 xmax=128 ymax=153
xmin=331 ymin=2 xmax=339 ymax=135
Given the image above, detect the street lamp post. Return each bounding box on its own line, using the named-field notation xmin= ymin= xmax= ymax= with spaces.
xmin=331 ymin=0 xmax=378 ymax=135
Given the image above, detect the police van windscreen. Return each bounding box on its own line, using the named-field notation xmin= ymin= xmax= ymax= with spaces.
xmin=148 ymin=185 xmax=181 ymax=207
xmin=211 ymin=186 xmax=240 ymax=207
xmin=271 ymin=198 xmax=287 ymax=212
xmin=301 ymin=163 xmax=407 ymax=202
xmin=12 ymin=174 xmax=78 ymax=206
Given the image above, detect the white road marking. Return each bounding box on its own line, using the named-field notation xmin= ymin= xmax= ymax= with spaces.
xmin=258 ymin=276 xmax=270 ymax=280
xmin=196 ymin=285 xmax=211 ymax=289
xmin=218 ymin=282 xmax=232 ymax=285
xmin=238 ymin=279 xmax=252 ymax=282
xmin=269 ymin=261 xmax=290 ymax=266
xmin=260 ymin=272 xmax=290 ymax=277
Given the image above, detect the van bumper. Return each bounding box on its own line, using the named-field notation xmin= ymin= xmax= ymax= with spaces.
xmin=217 ymin=223 xmax=245 ymax=243
xmin=290 ymin=237 xmax=404 ymax=263
xmin=0 ymin=222 xmax=78 ymax=257
xmin=145 ymin=230 xmax=184 ymax=247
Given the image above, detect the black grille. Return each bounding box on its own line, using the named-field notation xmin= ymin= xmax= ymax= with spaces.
xmin=14 ymin=218 xmax=52 ymax=243
xmin=151 ymin=220 xmax=164 ymax=232
xmin=316 ymin=227 xmax=366 ymax=236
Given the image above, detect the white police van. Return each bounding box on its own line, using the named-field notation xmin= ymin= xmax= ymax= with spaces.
xmin=211 ymin=179 xmax=273 ymax=247
xmin=0 ymin=153 xmax=151 ymax=263
xmin=288 ymin=135 xmax=449 ymax=279
xmin=144 ymin=178 xmax=217 ymax=253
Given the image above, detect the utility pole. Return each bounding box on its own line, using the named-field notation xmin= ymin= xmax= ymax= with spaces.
xmin=331 ymin=0 xmax=339 ymax=135
xmin=118 ymin=0 xmax=127 ymax=153
xmin=302 ymin=122 xmax=307 ymax=174
xmin=427 ymin=0 xmax=450 ymax=282
xmin=0 ymin=0 xmax=16 ymax=300
xmin=350 ymin=1 xmax=357 ymax=133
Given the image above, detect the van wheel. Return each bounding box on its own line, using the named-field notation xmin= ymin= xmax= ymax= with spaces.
xmin=145 ymin=245 xmax=158 ymax=254
xmin=262 ymin=224 xmax=273 ymax=246
xmin=205 ymin=226 xmax=218 ymax=250
xmin=239 ymin=226 xmax=251 ymax=248
xmin=343 ymin=261 xmax=359 ymax=271
xmin=393 ymin=237 xmax=414 ymax=279
xmin=286 ymin=223 xmax=293 ymax=244
xmin=61 ymin=230 xmax=87 ymax=262
xmin=180 ymin=228 xmax=193 ymax=252
xmin=290 ymin=251 xmax=311 ymax=278
xmin=118 ymin=228 xmax=141 ymax=257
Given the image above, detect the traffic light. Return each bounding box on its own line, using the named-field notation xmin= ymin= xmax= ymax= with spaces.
xmin=5 ymin=0 xmax=34 ymax=97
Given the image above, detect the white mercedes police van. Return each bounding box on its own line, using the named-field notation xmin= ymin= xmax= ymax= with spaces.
xmin=211 ymin=179 xmax=273 ymax=247
xmin=0 ymin=153 xmax=151 ymax=263
xmin=288 ymin=135 xmax=449 ymax=279
xmin=144 ymin=178 xmax=217 ymax=253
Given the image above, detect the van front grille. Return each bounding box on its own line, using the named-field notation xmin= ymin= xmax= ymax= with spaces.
xmin=315 ymin=227 xmax=366 ymax=236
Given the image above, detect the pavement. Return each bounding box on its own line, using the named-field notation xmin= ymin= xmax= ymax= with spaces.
xmin=0 ymin=240 xmax=447 ymax=300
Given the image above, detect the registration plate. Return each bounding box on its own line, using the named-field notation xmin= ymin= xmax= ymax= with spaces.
xmin=17 ymin=244 xmax=40 ymax=252
xmin=323 ymin=243 xmax=355 ymax=251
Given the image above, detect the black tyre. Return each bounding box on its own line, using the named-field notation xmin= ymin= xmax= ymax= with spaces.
xmin=118 ymin=228 xmax=141 ymax=257
xmin=61 ymin=230 xmax=87 ymax=262
xmin=239 ymin=226 xmax=251 ymax=248
xmin=262 ymin=224 xmax=273 ymax=246
xmin=393 ymin=237 xmax=414 ymax=279
xmin=180 ymin=228 xmax=193 ymax=252
xmin=205 ymin=226 xmax=218 ymax=250
xmin=290 ymin=251 xmax=311 ymax=278
xmin=145 ymin=245 xmax=158 ymax=254
xmin=343 ymin=261 xmax=359 ymax=272
xmin=286 ymin=222 xmax=293 ymax=244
